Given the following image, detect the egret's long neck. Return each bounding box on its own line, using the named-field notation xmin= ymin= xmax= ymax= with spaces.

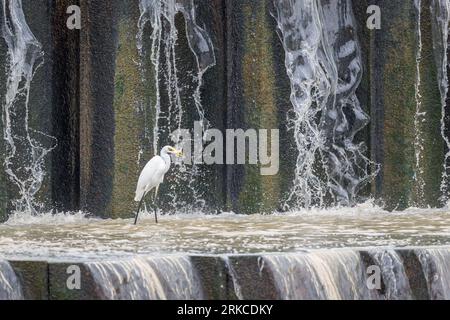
xmin=160 ymin=150 xmax=171 ymax=168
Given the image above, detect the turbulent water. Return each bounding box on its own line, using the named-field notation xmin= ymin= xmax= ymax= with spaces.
xmin=0 ymin=260 xmax=23 ymax=300
xmin=1 ymin=207 xmax=450 ymax=300
xmin=137 ymin=0 xmax=216 ymax=211
xmin=86 ymin=256 xmax=203 ymax=300
xmin=1 ymin=0 xmax=56 ymax=213
xmin=275 ymin=0 xmax=375 ymax=209
xmin=2 ymin=203 xmax=450 ymax=259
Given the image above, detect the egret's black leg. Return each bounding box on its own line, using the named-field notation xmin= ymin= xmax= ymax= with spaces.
xmin=154 ymin=186 xmax=159 ymax=223
xmin=134 ymin=192 xmax=147 ymax=225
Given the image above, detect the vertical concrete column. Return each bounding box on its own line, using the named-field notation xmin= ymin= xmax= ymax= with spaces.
xmin=226 ymin=0 xmax=294 ymax=214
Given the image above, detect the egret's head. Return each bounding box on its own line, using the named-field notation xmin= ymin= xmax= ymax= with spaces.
xmin=162 ymin=146 xmax=183 ymax=158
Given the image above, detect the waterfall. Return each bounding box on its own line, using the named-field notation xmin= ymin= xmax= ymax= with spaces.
xmin=222 ymin=256 xmax=244 ymax=300
xmin=263 ymin=250 xmax=371 ymax=299
xmin=263 ymin=249 xmax=414 ymax=300
xmin=0 ymin=260 xmax=23 ymax=300
xmin=416 ymin=248 xmax=450 ymax=299
xmin=430 ymin=0 xmax=450 ymax=203
xmin=413 ymin=0 xmax=426 ymax=204
xmin=367 ymin=249 xmax=413 ymax=300
xmin=137 ymin=0 xmax=215 ymax=211
xmin=1 ymin=0 xmax=56 ymax=213
xmin=85 ymin=256 xmax=204 ymax=300
xmin=275 ymin=0 xmax=375 ymax=209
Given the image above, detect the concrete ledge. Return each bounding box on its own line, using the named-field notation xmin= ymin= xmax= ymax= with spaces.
xmin=8 ymin=261 xmax=49 ymax=300
xmin=1 ymin=248 xmax=449 ymax=300
xmin=48 ymin=263 xmax=102 ymax=300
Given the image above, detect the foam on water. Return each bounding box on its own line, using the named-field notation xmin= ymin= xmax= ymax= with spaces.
xmin=0 ymin=201 xmax=450 ymax=260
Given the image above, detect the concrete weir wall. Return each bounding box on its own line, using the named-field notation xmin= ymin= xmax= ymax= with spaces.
xmin=0 ymin=0 xmax=449 ymax=218
xmin=1 ymin=247 xmax=449 ymax=300
xmin=369 ymin=0 xmax=446 ymax=210
xmin=0 ymin=0 xmax=80 ymax=221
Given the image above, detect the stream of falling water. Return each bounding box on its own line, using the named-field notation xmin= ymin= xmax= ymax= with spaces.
xmin=1 ymin=0 xmax=57 ymax=213
xmin=263 ymin=250 xmax=371 ymax=299
xmin=85 ymin=256 xmax=204 ymax=300
xmin=413 ymin=0 xmax=426 ymax=204
xmin=262 ymin=249 xmax=416 ymax=300
xmin=430 ymin=0 xmax=450 ymax=203
xmin=275 ymin=0 xmax=376 ymax=210
xmin=137 ymin=0 xmax=215 ymax=211
xmin=416 ymin=248 xmax=450 ymax=299
xmin=367 ymin=249 xmax=412 ymax=300
xmin=0 ymin=260 xmax=23 ymax=300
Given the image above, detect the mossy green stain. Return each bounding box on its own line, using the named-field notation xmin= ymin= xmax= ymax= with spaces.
xmin=238 ymin=1 xmax=280 ymax=214
xmin=110 ymin=16 xmax=146 ymax=218
xmin=414 ymin=0 xmax=444 ymax=207
xmin=381 ymin=2 xmax=417 ymax=210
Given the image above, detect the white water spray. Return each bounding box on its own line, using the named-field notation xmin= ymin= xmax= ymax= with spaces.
xmin=137 ymin=0 xmax=215 ymax=211
xmin=1 ymin=0 xmax=57 ymax=213
xmin=275 ymin=0 xmax=376 ymax=209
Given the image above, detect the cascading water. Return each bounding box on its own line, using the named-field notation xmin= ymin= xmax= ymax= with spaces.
xmin=263 ymin=250 xmax=372 ymax=300
xmin=222 ymin=256 xmax=244 ymax=300
xmin=85 ymin=256 xmax=204 ymax=300
xmin=137 ymin=0 xmax=215 ymax=211
xmin=430 ymin=0 xmax=450 ymax=203
xmin=275 ymin=0 xmax=376 ymax=209
xmin=0 ymin=260 xmax=23 ymax=300
xmin=263 ymin=249 xmax=415 ymax=300
xmin=413 ymin=0 xmax=426 ymax=204
xmin=416 ymin=248 xmax=450 ymax=299
xmin=1 ymin=0 xmax=56 ymax=213
xmin=367 ymin=249 xmax=412 ymax=300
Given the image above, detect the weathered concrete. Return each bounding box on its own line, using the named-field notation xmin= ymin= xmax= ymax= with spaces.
xmin=8 ymin=260 xmax=49 ymax=300
xmin=397 ymin=249 xmax=430 ymax=300
xmin=226 ymin=0 xmax=294 ymax=214
xmin=48 ymin=262 xmax=102 ymax=300
xmin=51 ymin=0 xmax=81 ymax=212
xmin=369 ymin=0 xmax=444 ymax=209
xmin=79 ymin=0 xmax=118 ymax=218
xmin=226 ymin=255 xmax=279 ymax=300
xmin=109 ymin=0 xmax=146 ymax=218
xmin=191 ymin=256 xmax=229 ymax=300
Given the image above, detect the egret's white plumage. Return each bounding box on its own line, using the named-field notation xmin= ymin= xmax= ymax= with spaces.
xmin=134 ymin=153 xmax=170 ymax=202
xmin=134 ymin=145 xmax=183 ymax=224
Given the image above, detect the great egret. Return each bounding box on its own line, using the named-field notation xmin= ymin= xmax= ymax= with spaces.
xmin=134 ymin=146 xmax=183 ymax=224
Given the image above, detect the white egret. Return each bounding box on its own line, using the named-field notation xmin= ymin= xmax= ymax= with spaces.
xmin=134 ymin=146 xmax=183 ymax=224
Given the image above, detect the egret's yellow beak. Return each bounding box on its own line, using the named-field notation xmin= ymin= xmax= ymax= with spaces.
xmin=175 ymin=149 xmax=183 ymax=158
